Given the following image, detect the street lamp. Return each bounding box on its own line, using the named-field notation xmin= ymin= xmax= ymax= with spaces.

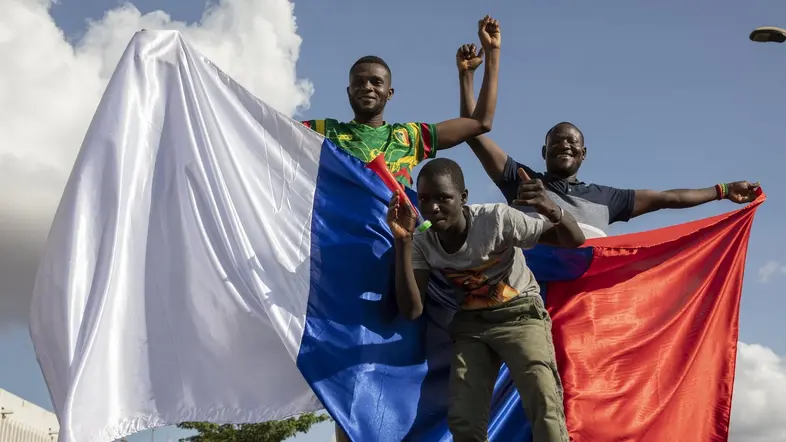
xmin=749 ymin=26 xmax=786 ymax=43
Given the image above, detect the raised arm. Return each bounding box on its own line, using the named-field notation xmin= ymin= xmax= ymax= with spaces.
xmin=434 ymin=16 xmax=501 ymax=150
xmin=631 ymin=181 xmax=760 ymax=218
xmin=455 ymin=45 xmax=509 ymax=183
xmin=386 ymin=192 xmax=430 ymax=320
xmin=511 ymin=168 xmax=585 ymax=248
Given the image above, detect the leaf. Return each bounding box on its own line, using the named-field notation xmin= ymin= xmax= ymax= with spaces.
xmin=177 ymin=413 xmax=332 ymax=442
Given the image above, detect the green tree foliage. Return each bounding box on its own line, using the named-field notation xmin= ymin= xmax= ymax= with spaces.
xmin=177 ymin=413 xmax=331 ymax=442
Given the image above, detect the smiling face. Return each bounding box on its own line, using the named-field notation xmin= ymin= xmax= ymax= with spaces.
xmin=542 ymin=123 xmax=586 ymax=178
xmin=416 ymin=174 xmax=468 ymax=233
xmin=347 ymin=62 xmax=393 ymax=119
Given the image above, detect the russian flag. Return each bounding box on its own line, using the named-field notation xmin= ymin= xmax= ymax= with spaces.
xmin=29 ymin=30 xmax=763 ymax=442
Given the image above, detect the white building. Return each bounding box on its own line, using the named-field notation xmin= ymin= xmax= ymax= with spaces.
xmin=0 ymin=388 xmax=59 ymax=442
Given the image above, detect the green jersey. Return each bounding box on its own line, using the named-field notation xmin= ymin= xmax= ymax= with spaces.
xmin=301 ymin=118 xmax=438 ymax=187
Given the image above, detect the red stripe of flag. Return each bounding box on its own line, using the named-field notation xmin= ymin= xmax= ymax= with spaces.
xmin=546 ymin=192 xmax=765 ymax=441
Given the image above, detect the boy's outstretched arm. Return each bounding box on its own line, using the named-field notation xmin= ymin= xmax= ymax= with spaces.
xmin=434 ymin=16 xmax=501 ymax=151
xmin=511 ymin=168 xmax=585 ymax=248
xmin=457 ymin=45 xmax=508 ymax=183
xmin=387 ymin=192 xmax=430 ymax=320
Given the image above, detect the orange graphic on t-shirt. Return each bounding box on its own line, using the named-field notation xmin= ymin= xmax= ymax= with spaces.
xmin=441 ymin=259 xmax=520 ymax=310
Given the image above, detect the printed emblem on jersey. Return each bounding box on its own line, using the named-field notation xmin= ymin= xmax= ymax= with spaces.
xmin=393 ymin=128 xmax=411 ymax=146
xmin=337 ymin=134 xmax=353 ymax=141
xmin=442 ymin=259 xmax=519 ymax=309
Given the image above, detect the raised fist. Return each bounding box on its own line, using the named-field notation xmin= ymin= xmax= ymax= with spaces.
xmin=456 ymin=43 xmax=483 ymax=72
xmin=478 ymin=15 xmax=501 ymax=50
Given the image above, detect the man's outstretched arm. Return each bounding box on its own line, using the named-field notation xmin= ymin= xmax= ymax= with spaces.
xmin=631 ymin=181 xmax=760 ymax=218
xmin=434 ymin=16 xmax=501 ymax=151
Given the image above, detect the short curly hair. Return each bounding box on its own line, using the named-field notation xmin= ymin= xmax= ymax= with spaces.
xmin=545 ymin=121 xmax=584 ymax=145
xmin=417 ymin=158 xmax=466 ymax=190
xmin=350 ymin=55 xmax=391 ymax=79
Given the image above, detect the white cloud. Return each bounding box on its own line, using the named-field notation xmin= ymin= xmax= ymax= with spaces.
xmin=758 ymin=261 xmax=786 ymax=283
xmin=0 ymin=0 xmax=312 ymax=328
xmin=730 ymin=342 xmax=786 ymax=441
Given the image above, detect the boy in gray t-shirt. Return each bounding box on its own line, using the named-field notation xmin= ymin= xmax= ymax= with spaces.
xmin=386 ymin=158 xmax=585 ymax=442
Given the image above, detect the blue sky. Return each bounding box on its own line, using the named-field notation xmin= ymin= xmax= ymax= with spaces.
xmin=2 ymin=1 xmax=785 ymax=441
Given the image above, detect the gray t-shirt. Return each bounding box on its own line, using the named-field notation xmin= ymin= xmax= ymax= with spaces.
xmin=412 ymin=203 xmax=545 ymax=311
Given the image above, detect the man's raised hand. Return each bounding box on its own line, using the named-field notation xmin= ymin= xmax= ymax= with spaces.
xmin=512 ymin=168 xmax=562 ymax=223
xmin=456 ymin=43 xmax=484 ymax=73
xmin=478 ymin=15 xmax=501 ymax=50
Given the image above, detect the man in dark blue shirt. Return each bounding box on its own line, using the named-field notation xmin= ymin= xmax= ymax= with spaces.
xmin=455 ymin=45 xmax=760 ymax=237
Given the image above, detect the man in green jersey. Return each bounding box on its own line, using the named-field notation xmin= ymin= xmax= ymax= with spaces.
xmin=302 ymin=15 xmax=502 ymax=189
xmin=304 ymin=15 xmax=502 ymax=442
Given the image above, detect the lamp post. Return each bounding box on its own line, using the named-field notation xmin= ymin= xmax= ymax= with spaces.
xmin=749 ymin=26 xmax=786 ymax=43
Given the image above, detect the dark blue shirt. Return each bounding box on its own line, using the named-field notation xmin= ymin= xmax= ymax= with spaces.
xmin=497 ymin=156 xmax=635 ymax=237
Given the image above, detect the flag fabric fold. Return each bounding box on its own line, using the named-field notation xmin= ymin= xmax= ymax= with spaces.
xmin=31 ymin=30 xmax=329 ymax=442
xmin=30 ymin=30 xmax=763 ymax=442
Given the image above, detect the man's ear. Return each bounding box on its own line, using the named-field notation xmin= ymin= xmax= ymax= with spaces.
xmin=581 ymin=146 xmax=587 ymax=160
xmin=387 ymin=88 xmax=395 ymax=100
xmin=461 ymin=189 xmax=469 ymax=205
xmin=541 ymin=145 xmax=547 ymax=160
xmin=346 ymin=87 xmax=351 ymax=99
